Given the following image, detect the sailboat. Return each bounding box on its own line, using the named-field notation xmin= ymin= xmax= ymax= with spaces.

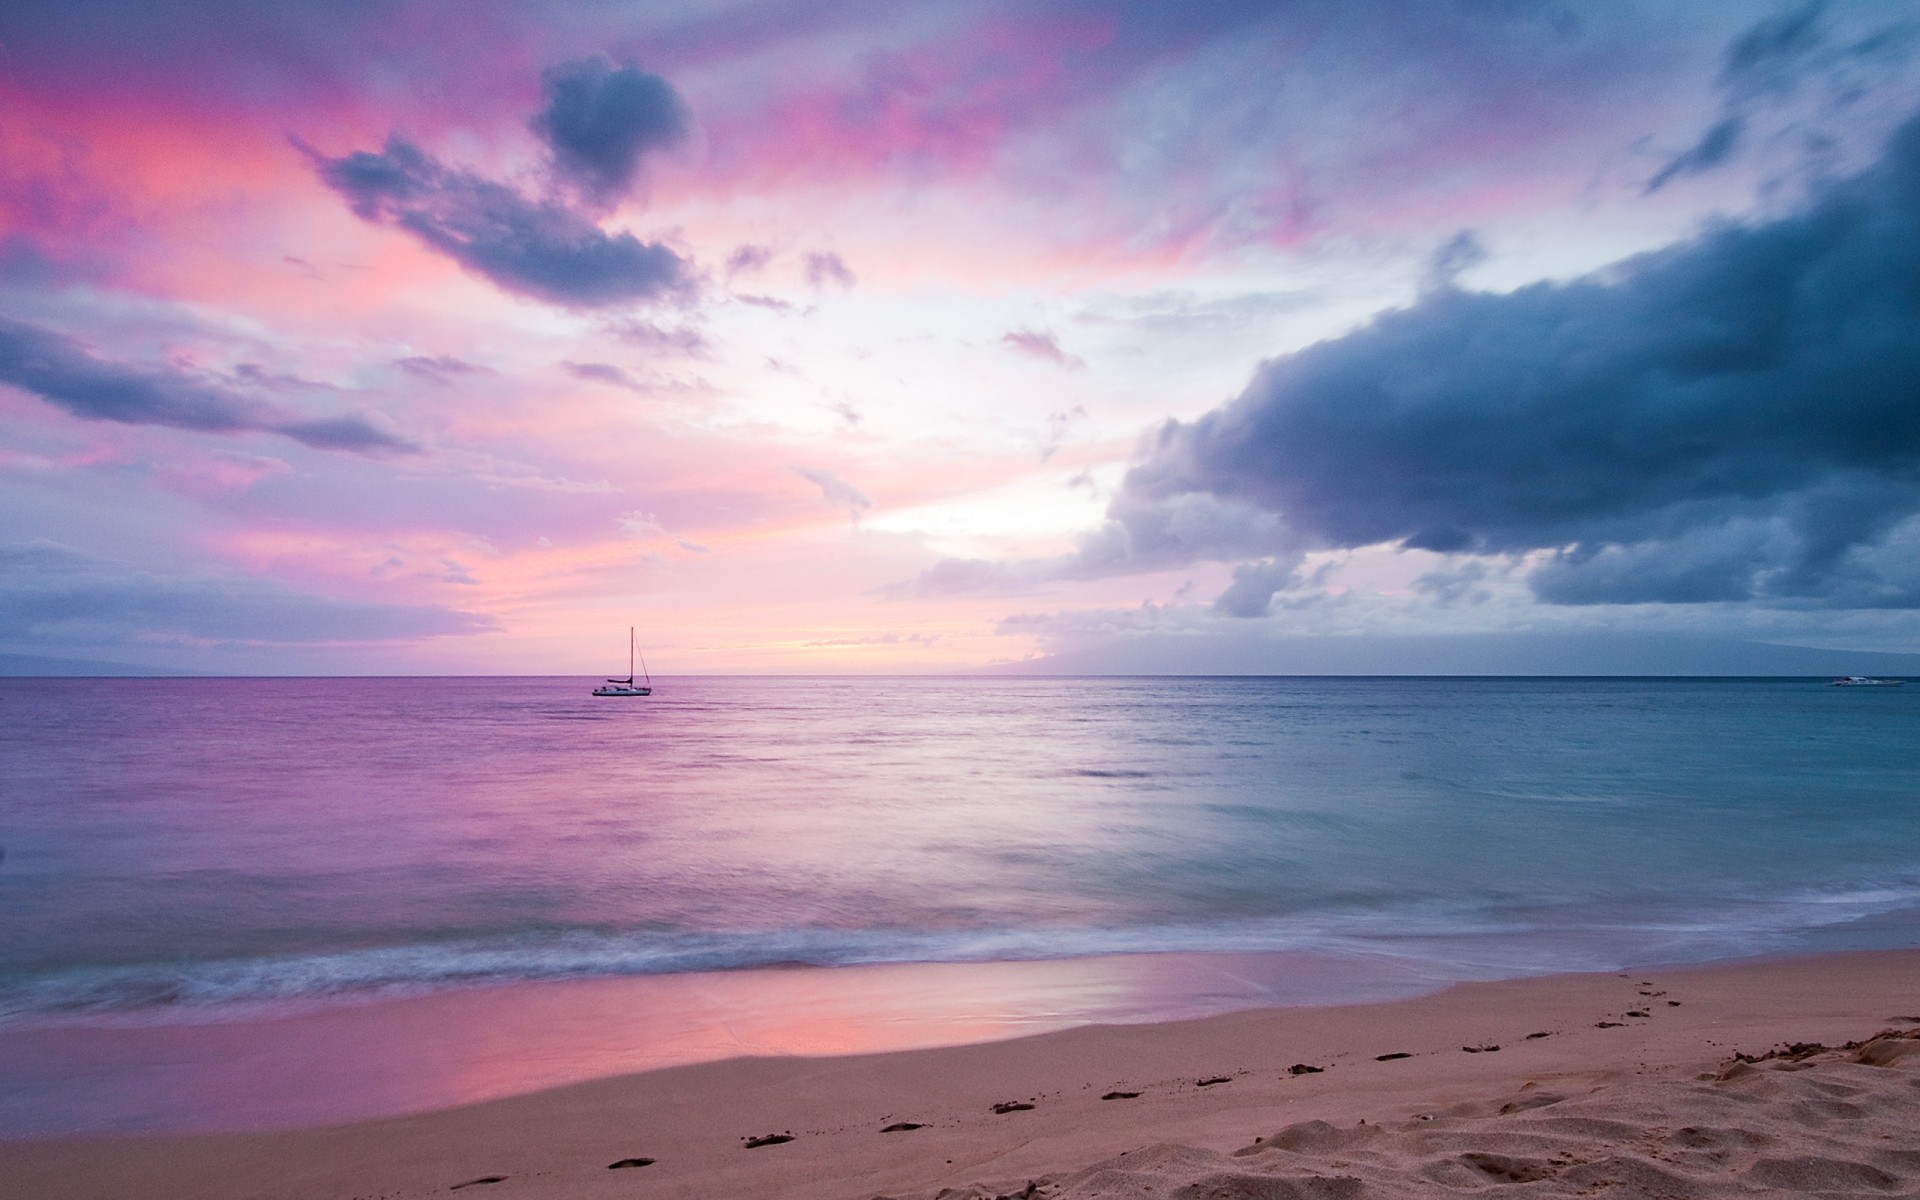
xmin=592 ymin=627 xmax=653 ymax=696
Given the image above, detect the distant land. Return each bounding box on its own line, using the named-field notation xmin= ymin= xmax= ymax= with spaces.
xmin=0 ymin=653 xmax=207 ymax=677
xmin=5 ymin=634 xmax=1918 ymax=678
xmin=978 ymin=633 xmax=1920 ymax=677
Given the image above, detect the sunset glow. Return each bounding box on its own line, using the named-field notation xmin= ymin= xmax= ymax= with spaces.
xmin=5 ymin=2 xmax=1919 ymax=674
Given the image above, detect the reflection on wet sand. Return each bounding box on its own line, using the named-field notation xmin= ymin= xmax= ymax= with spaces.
xmin=0 ymin=949 xmax=1447 ymax=1136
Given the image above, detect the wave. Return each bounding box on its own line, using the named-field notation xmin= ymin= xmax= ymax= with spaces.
xmin=6 ymin=880 xmax=1917 ymax=1028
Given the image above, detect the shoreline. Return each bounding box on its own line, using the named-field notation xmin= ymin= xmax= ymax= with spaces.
xmin=0 ymin=948 xmax=1502 ymax=1138
xmin=5 ymin=947 xmax=1919 ymax=1198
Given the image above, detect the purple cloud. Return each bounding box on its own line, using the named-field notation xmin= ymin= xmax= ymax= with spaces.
xmin=0 ymin=540 xmax=494 ymax=646
xmin=803 ymin=251 xmax=856 ymax=290
xmin=563 ymin=361 xmax=646 ymax=391
xmin=608 ymin=320 xmax=709 ymax=356
xmin=0 ymin=317 xmax=417 ymax=455
xmin=792 ymin=465 xmax=872 ymax=520
xmin=532 ymin=56 xmax=690 ymax=209
xmin=395 ymin=355 xmax=493 ymax=384
xmin=300 ymin=135 xmax=690 ymax=309
xmin=725 ymin=244 xmax=775 ymax=277
xmin=1002 ymin=329 xmax=1084 ymax=369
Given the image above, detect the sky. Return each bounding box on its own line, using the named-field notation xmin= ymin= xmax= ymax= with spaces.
xmin=3 ymin=0 xmax=1920 ymax=674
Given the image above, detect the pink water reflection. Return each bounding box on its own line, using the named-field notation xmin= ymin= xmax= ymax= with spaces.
xmin=0 ymin=951 xmax=1445 ymax=1137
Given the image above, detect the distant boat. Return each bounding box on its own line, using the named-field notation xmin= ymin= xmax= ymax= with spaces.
xmin=593 ymin=627 xmax=653 ymax=697
xmin=1830 ymin=676 xmax=1904 ymax=687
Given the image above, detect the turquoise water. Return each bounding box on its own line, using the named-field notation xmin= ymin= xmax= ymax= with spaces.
xmin=3 ymin=675 xmax=1916 ymax=1029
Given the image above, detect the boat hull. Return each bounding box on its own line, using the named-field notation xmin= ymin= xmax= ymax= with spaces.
xmin=592 ymin=686 xmax=652 ymax=696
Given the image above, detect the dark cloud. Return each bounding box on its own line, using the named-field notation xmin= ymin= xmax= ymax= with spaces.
xmin=803 ymin=251 xmax=856 ymax=291
xmin=1646 ymin=117 xmax=1747 ymax=193
xmin=1721 ymin=2 xmax=1833 ymax=99
xmin=300 ymin=135 xmax=690 ymax=309
xmin=1118 ymin=111 xmax=1920 ymax=609
xmin=1648 ymin=3 xmax=1917 ymax=191
xmin=1002 ymin=329 xmax=1085 ymax=369
xmin=0 ymin=317 xmax=417 ymax=455
xmin=1421 ymin=230 xmax=1490 ymax=293
xmin=0 ymin=541 xmax=494 ymax=645
xmin=531 ymin=56 xmax=690 ymax=209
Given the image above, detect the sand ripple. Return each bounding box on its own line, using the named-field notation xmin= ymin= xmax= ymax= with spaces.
xmin=946 ymin=1029 xmax=1920 ymax=1200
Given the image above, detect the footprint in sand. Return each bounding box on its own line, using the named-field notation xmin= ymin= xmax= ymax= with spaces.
xmin=992 ymin=1101 xmax=1036 ymax=1114
xmin=1595 ymin=1021 xmax=1625 ymax=1028
xmin=880 ymin=1123 xmax=924 ymax=1133
xmin=607 ymin=1158 xmax=655 ymax=1169
xmin=1525 ymin=1031 xmax=1553 ymax=1040
xmin=742 ymin=1133 xmax=794 ymax=1148
xmin=1462 ymin=1044 xmax=1500 ymax=1053
xmin=1101 ymin=1091 xmax=1141 ymax=1100
xmin=1287 ymin=1063 xmax=1324 ymax=1075
xmin=1196 ymin=1076 xmax=1233 ymax=1087
xmin=449 ymin=1178 xmax=506 ymax=1191
xmin=1375 ymin=1052 xmax=1413 ymax=1061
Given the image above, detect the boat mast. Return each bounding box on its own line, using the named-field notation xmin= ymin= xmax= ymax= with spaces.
xmin=628 ymin=626 xmax=636 ymax=684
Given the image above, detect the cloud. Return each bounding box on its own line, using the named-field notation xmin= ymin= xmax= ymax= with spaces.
xmin=1647 ymin=3 xmax=1918 ymax=191
xmin=803 ymin=632 xmax=939 ymax=646
xmin=1646 ymin=117 xmax=1748 ymax=193
xmin=803 ymin=251 xmax=856 ymax=290
xmin=1040 ymin=405 xmax=1087 ymax=462
xmin=301 ymin=135 xmax=690 ymax=309
xmin=0 ymin=317 xmax=417 ymax=455
xmin=726 ymin=244 xmax=774 ymax=277
xmin=608 ymin=320 xmax=708 ymax=356
xmin=0 ymin=541 xmax=493 ymax=646
xmin=563 ymin=361 xmax=646 ymax=390
xmin=792 ymin=465 xmax=872 ymax=520
xmin=1413 ymin=560 xmax=1496 ymax=607
xmin=1420 ymin=230 xmax=1490 ymax=294
xmin=1212 ymin=555 xmax=1310 ymax=618
xmin=395 ymin=354 xmax=492 ymax=384
xmin=1001 ymin=329 xmax=1085 ymax=370
xmin=889 ymin=492 xmax=1299 ymax=599
xmin=531 ymin=56 xmax=690 ymax=209
xmin=885 ymin=556 xmax=1050 ymax=600
xmin=1117 ymin=111 xmax=1920 ymax=609
xmin=734 ymin=293 xmax=795 ymax=312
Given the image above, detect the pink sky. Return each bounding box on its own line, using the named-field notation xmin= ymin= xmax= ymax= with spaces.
xmin=4 ymin=1 xmax=1919 ymax=673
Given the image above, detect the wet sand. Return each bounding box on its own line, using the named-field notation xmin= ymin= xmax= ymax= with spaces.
xmin=4 ymin=948 xmax=1918 ymax=1199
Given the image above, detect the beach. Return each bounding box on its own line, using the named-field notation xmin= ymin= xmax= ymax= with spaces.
xmin=6 ymin=948 xmax=1918 ymax=1199
xmin=5 ymin=677 xmax=1917 ymax=1194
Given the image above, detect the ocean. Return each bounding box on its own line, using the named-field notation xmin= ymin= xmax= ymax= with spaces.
xmin=2 ymin=675 xmax=1917 ymax=1133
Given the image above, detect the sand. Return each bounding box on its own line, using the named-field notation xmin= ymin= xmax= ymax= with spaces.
xmin=5 ymin=948 xmax=1919 ymax=1199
